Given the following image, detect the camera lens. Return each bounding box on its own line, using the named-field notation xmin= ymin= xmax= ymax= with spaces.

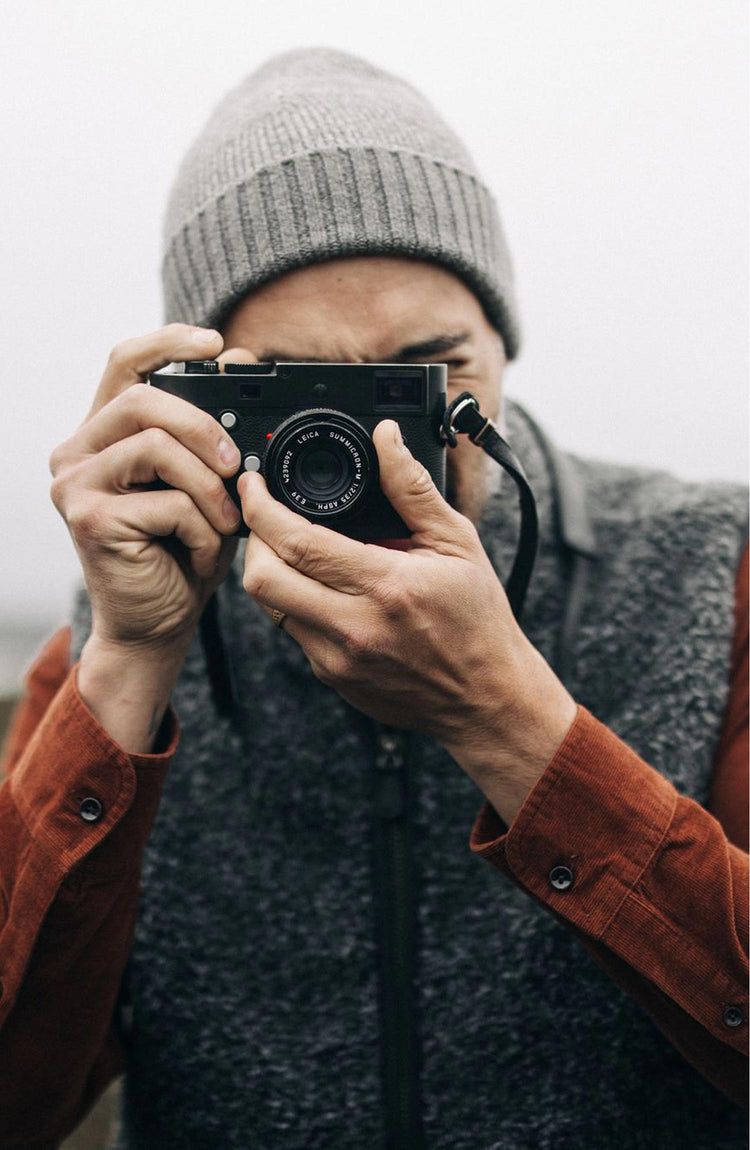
xmin=265 ymin=410 xmax=376 ymax=519
xmin=295 ymin=447 xmax=345 ymax=499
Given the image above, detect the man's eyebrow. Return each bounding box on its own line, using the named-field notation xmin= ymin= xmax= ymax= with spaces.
xmin=389 ymin=331 xmax=470 ymax=360
xmin=258 ymin=353 xmax=327 ymax=363
xmin=256 ymin=332 xmax=470 ymax=364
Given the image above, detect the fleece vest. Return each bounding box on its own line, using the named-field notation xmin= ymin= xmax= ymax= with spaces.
xmin=72 ymin=400 xmax=747 ymax=1149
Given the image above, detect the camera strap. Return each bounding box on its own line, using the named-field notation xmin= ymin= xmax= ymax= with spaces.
xmin=441 ymin=392 xmax=538 ymax=621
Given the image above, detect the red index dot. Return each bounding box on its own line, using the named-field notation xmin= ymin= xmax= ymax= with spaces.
xmin=266 ymin=432 xmax=273 ymax=440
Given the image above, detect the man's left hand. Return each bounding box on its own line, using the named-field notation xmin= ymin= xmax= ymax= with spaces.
xmin=237 ymin=419 xmax=576 ymax=818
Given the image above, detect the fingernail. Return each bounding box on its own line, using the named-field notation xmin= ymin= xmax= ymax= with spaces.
xmin=218 ymin=438 xmax=240 ymax=466
xmin=194 ymin=327 xmax=220 ymax=343
xmin=223 ymin=495 xmax=241 ymax=524
xmin=393 ymin=421 xmax=409 ymax=453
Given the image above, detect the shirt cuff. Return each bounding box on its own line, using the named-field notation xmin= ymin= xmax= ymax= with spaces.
xmin=469 ymin=706 xmax=749 ymax=1050
xmin=469 ymin=705 xmax=676 ymax=937
xmin=8 ymin=665 xmax=177 ymax=878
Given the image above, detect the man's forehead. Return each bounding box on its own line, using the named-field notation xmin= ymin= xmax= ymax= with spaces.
xmin=220 ymin=256 xmax=485 ymax=359
xmin=254 ymin=331 xmax=472 ymax=365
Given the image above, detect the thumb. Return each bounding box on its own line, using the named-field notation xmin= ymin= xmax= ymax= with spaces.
xmin=373 ymin=419 xmax=457 ymax=539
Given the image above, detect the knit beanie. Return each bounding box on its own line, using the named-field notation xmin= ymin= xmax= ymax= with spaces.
xmin=161 ymin=47 xmax=521 ymax=358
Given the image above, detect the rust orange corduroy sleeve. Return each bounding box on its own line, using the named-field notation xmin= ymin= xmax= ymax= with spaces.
xmin=470 ymin=547 xmax=749 ymax=1108
xmin=0 ymin=630 xmax=178 ymax=1149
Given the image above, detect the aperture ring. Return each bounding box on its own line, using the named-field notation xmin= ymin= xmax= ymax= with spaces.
xmin=265 ymin=410 xmax=377 ymax=518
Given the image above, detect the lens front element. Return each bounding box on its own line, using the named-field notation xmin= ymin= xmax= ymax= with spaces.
xmin=265 ymin=411 xmax=376 ymax=519
xmin=294 ymin=446 xmax=346 ymax=500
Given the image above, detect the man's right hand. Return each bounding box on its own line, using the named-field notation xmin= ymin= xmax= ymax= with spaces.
xmin=49 ymin=324 xmax=242 ymax=751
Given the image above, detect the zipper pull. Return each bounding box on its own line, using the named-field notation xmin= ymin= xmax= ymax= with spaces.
xmin=374 ymin=727 xmax=406 ymax=819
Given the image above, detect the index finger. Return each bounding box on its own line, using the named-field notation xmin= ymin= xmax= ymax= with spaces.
xmin=88 ymin=324 xmax=223 ymax=418
xmin=237 ymin=471 xmax=393 ymax=595
xmin=54 ymin=384 xmax=241 ymax=479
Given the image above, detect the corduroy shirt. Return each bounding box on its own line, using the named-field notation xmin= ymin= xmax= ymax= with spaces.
xmin=0 ymin=549 xmax=747 ymax=1148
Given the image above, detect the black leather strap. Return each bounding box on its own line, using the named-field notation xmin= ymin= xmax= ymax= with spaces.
xmin=371 ymin=726 xmax=424 ymax=1149
xmin=199 ymin=592 xmax=237 ymax=717
xmin=515 ymin=404 xmax=596 ymax=559
xmin=442 ymin=393 xmax=598 ymax=680
xmin=443 ymin=393 xmax=539 ymax=621
xmin=514 ymin=404 xmax=598 ymax=682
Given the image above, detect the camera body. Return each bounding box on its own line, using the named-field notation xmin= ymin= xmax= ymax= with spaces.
xmin=148 ymin=360 xmax=447 ymax=540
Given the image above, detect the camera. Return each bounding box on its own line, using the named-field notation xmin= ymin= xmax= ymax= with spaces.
xmin=148 ymin=360 xmax=447 ymax=540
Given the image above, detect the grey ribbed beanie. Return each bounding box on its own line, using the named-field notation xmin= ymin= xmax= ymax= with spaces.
xmin=161 ymin=47 xmax=521 ymax=358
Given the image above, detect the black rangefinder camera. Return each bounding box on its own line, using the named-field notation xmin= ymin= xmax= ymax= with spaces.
xmin=149 ymin=360 xmax=447 ymax=540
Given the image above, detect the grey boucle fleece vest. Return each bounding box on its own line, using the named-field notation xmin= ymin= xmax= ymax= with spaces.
xmin=72 ymin=401 xmax=747 ymax=1149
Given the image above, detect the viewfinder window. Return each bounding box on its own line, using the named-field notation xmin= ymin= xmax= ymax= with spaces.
xmin=374 ymin=371 xmax=424 ymax=411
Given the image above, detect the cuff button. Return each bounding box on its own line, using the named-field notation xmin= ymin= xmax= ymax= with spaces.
xmin=79 ymin=796 xmax=104 ymax=823
xmin=722 ymin=1006 xmax=744 ymax=1029
xmin=549 ymin=864 xmax=574 ymax=891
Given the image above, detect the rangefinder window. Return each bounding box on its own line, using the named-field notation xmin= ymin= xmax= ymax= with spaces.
xmin=239 ymin=383 xmax=263 ymax=400
xmin=374 ymin=371 xmax=424 ymax=411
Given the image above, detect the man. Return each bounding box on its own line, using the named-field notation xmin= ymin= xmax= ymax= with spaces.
xmin=0 ymin=47 xmax=747 ymax=1148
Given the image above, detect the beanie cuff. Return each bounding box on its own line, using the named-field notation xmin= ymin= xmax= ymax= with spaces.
xmin=162 ymin=147 xmax=520 ymax=359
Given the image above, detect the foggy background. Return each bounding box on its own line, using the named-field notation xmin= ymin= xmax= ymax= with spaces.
xmin=1 ymin=0 xmax=747 ymax=692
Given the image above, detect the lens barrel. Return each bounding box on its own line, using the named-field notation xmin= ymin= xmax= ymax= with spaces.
xmin=264 ymin=410 xmax=377 ymax=519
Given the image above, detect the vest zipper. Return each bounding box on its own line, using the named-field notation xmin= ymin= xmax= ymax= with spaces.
xmin=373 ymin=726 xmax=424 ymax=1149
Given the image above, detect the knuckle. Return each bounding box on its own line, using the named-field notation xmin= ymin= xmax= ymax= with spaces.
xmin=280 ymin=528 xmax=314 ymax=569
xmin=198 ymin=532 xmax=222 ymax=561
xmin=342 ymin=624 xmax=377 ymax=660
xmin=130 ymin=380 xmax=152 ymax=407
xmin=314 ymin=648 xmax=351 ymax=686
xmin=67 ymin=501 xmax=105 ymax=544
xmin=205 ymin=473 xmax=226 ymax=503
xmin=106 ymin=339 xmax=132 ymax=372
xmin=118 ymin=381 xmax=150 ymax=414
xmin=48 ymin=440 xmax=69 ymax=477
xmin=242 ymin=561 xmax=272 ymax=601
xmin=311 ymin=659 xmax=334 ymax=687
xmin=172 ymin=489 xmax=196 ymax=519
xmin=143 ymin=425 xmax=171 ymax=453
xmin=372 ymin=576 xmax=406 ymax=615
xmin=409 ymin=460 xmax=434 ymax=495
xmin=191 ymin=534 xmax=222 ymax=578
xmin=49 ymin=473 xmax=69 ymax=512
